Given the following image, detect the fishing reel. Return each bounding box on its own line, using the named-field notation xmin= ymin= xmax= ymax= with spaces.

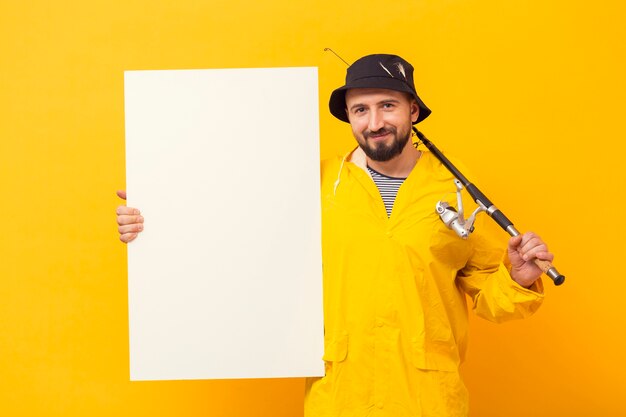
xmin=436 ymin=179 xmax=487 ymax=239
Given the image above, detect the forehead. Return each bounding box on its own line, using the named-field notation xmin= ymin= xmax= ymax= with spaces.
xmin=344 ymin=88 xmax=411 ymax=105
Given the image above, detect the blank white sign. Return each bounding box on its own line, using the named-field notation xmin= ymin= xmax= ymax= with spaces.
xmin=124 ymin=67 xmax=323 ymax=380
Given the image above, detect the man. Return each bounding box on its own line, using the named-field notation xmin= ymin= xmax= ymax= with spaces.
xmin=117 ymin=54 xmax=553 ymax=417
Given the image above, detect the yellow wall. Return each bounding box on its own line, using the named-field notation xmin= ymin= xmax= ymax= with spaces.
xmin=1 ymin=0 xmax=624 ymax=416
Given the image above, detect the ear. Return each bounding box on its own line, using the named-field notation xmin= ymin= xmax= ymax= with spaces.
xmin=410 ymin=101 xmax=420 ymax=123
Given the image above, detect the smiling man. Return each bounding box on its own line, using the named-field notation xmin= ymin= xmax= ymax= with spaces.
xmin=116 ymin=54 xmax=553 ymax=417
xmin=302 ymin=54 xmax=551 ymax=417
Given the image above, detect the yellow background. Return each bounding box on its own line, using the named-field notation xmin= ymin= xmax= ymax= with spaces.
xmin=1 ymin=0 xmax=624 ymax=416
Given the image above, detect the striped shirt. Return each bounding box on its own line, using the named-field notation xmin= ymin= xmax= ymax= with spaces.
xmin=367 ymin=166 xmax=406 ymax=217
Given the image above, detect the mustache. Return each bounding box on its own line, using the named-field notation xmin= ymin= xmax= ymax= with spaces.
xmin=364 ymin=127 xmax=396 ymax=140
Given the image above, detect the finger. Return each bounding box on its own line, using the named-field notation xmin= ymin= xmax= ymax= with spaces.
xmin=519 ymin=231 xmax=540 ymax=246
xmin=521 ymin=245 xmax=548 ymax=261
xmin=116 ymin=205 xmax=141 ymax=216
xmin=516 ymin=232 xmax=540 ymax=251
xmin=118 ymin=223 xmax=144 ymax=235
xmin=519 ymin=237 xmax=546 ymax=253
xmin=120 ymin=232 xmax=138 ymax=243
xmin=518 ymin=236 xmax=550 ymax=261
xmin=508 ymin=234 xmax=523 ymax=250
xmin=117 ymin=214 xmax=144 ymax=226
xmin=534 ymin=250 xmax=555 ymax=262
xmin=116 ymin=190 xmax=127 ymax=200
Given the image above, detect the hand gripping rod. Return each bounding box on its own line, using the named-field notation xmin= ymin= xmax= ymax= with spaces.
xmin=413 ymin=128 xmax=565 ymax=286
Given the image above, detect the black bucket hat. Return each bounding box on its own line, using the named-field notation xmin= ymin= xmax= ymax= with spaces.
xmin=329 ymin=54 xmax=431 ymax=124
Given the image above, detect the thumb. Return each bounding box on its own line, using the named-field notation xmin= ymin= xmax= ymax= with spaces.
xmin=116 ymin=190 xmax=127 ymax=200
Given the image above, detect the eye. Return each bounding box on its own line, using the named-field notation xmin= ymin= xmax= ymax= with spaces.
xmin=382 ymin=102 xmax=395 ymax=109
xmin=353 ymin=107 xmax=366 ymax=114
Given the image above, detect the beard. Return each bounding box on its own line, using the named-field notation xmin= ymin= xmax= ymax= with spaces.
xmin=357 ymin=126 xmax=411 ymax=162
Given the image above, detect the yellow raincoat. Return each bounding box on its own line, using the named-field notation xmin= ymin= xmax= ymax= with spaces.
xmin=304 ymin=146 xmax=544 ymax=417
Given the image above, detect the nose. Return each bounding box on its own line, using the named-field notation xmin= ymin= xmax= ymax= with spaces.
xmin=368 ymin=109 xmax=385 ymax=132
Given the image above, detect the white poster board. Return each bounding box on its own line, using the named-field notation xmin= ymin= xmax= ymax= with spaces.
xmin=124 ymin=67 xmax=324 ymax=380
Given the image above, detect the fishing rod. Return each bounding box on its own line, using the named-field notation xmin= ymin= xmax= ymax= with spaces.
xmin=413 ymin=127 xmax=565 ymax=286
xmin=323 ymin=48 xmax=564 ymax=286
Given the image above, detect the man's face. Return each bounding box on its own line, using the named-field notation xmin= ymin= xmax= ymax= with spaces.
xmin=345 ymin=88 xmax=419 ymax=162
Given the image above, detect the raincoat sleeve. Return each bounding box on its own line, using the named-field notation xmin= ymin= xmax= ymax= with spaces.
xmin=456 ymin=214 xmax=545 ymax=323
